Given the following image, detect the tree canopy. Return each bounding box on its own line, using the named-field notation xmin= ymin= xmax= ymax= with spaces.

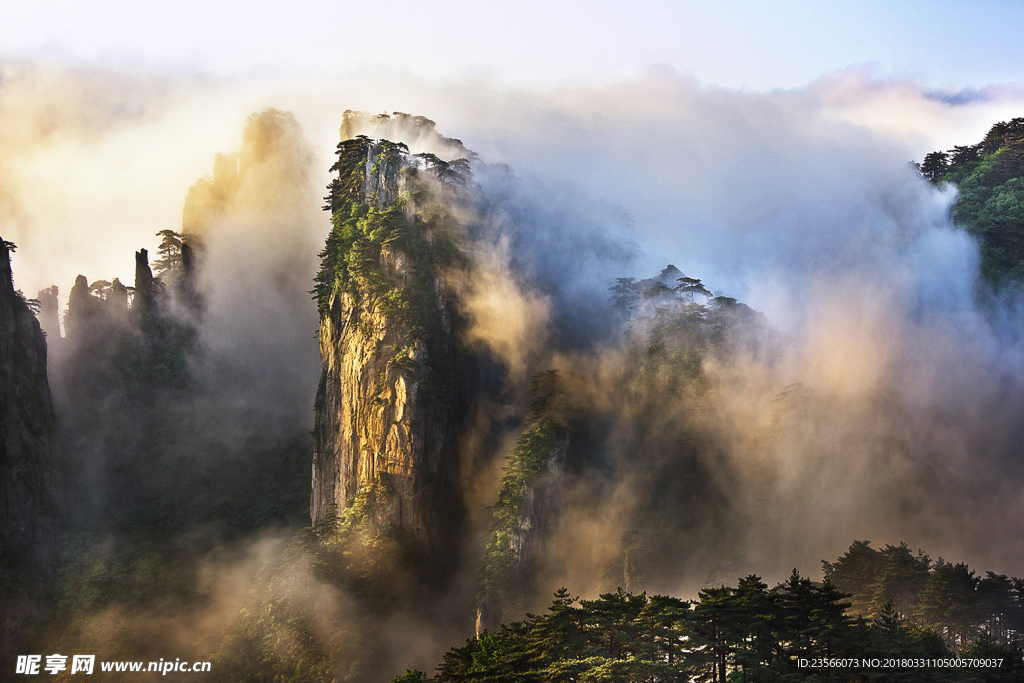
xmin=397 ymin=539 xmax=1024 ymax=683
xmin=919 ymin=116 xmax=1024 ymax=283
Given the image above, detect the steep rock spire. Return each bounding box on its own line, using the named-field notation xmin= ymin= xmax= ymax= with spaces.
xmin=311 ymin=132 xmax=474 ymax=590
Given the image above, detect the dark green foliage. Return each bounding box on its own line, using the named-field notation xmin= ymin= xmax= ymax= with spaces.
xmin=961 ymin=633 xmax=1024 ymax=683
xmin=414 ymin=539 xmax=1024 ymax=683
xmin=949 ymin=145 xmax=982 ymax=173
xmin=629 ymin=286 xmax=759 ymax=395
xmin=609 ymin=277 xmax=639 ymax=313
xmin=53 ymin=531 xmax=205 ymax=617
xmin=312 ymin=135 xmax=466 ymax=428
xmin=425 ymin=573 xmax=973 ymax=683
xmin=314 ymin=136 xmax=371 ymax=313
xmin=919 ymin=151 xmax=950 ymax=182
xmin=823 ymin=540 xmax=881 ymax=617
xmin=371 ymin=140 xmax=410 ymax=193
xmin=958 ymin=173 xmax=1024 ymax=281
xmin=415 ymin=153 xmax=472 ymax=187
xmin=867 ymin=543 xmax=932 ymax=621
xmin=822 ymin=540 xmax=934 ymax=625
xmin=614 ymin=270 xmax=762 ymax=390
xmin=313 ymin=135 xmax=468 ymax=317
xmin=211 ymin=605 xmax=334 ymax=683
xmin=977 ymin=573 xmax=1024 ymax=646
xmin=915 ymin=562 xmax=982 ymax=649
xmin=674 ymin=276 xmax=711 ymax=301
xmin=481 ymin=372 xmax=573 ymax=617
xmin=867 ymin=600 xmax=957 ymax=682
xmin=153 ymin=229 xmax=185 ymax=280
xmin=17 ymin=289 xmax=41 ymax=314
xmin=113 ymin=305 xmax=197 ymax=397
xmin=309 ymin=484 xmax=422 ymax=609
xmin=920 ymin=117 xmax=1024 ymax=283
xmin=825 ymin=540 xmax=1024 ymax=651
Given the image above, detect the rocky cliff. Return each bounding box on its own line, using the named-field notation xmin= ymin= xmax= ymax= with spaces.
xmin=35 ymin=286 xmax=61 ymax=343
xmin=0 ymin=238 xmax=62 ymax=657
xmin=310 ymin=131 xmax=472 ymax=585
xmin=478 ymin=370 xmax=574 ymax=630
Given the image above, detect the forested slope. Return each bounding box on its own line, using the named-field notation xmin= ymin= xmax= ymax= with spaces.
xmin=399 ymin=540 xmax=1024 ymax=683
xmin=919 ymin=118 xmax=1024 ymax=283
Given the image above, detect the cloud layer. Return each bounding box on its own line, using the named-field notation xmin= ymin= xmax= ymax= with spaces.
xmin=5 ymin=59 xmax=1024 ymax=603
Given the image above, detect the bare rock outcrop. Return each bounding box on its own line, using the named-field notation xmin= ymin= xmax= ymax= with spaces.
xmin=0 ymin=238 xmax=63 ymax=658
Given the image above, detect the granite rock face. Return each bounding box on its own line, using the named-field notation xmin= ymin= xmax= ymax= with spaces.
xmin=0 ymin=238 xmax=63 ymax=657
xmin=311 ymin=256 xmax=460 ymax=548
xmin=310 ymin=132 xmax=472 ymax=586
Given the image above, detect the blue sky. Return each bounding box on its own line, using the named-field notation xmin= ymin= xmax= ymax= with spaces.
xmin=3 ymin=0 xmax=1022 ymax=89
